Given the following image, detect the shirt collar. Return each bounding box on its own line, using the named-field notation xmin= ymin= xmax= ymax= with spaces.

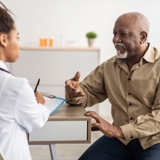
xmin=0 ymin=60 xmax=9 ymax=71
xmin=111 ymin=56 xmax=117 ymax=63
xmin=141 ymin=44 xmax=156 ymax=64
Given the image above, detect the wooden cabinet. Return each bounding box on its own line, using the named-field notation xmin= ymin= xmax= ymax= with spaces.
xmin=8 ymin=47 xmax=100 ymax=98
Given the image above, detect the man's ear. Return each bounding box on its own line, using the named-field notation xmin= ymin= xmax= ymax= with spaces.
xmin=140 ymin=31 xmax=148 ymax=44
xmin=0 ymin=34 xmax=8 ymax=47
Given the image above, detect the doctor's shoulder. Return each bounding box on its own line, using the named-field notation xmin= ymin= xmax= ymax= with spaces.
xmin=5 ymin=76 xmax=33 ymax=96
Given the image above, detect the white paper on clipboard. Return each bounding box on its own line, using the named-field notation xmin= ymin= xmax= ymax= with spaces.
xmin=42 ymin=93 xmax=66 ymax=115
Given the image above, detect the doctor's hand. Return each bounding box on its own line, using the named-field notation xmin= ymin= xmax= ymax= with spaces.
xmin=85 ymin=111 xmax=124 ymax=139
xmin=65 ymin=71 xmax=85 ymax=98
xmin=35 ymin=91 xmax=46 ymax=105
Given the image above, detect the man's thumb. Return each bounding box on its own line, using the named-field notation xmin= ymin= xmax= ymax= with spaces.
xmin=73 ymin=71 xmax=80 ymax=81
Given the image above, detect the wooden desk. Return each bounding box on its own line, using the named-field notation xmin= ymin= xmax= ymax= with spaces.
xmin=28 ymin=103 xmax=91 ymax=160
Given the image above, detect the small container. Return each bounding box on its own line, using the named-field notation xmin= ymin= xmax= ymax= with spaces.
xmin=39 ymin=37 xmax=44 ymax=47
xmin=49 ymin=37 xmax=54 ymax=47
xmin=43 ymin=38 xmax=47 ymax=47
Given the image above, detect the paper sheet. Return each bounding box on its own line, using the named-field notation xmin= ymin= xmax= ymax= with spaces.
xmin=44 ymin=96 xmax=66 ymax=115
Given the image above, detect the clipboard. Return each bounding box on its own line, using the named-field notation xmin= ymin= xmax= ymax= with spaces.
xmin=40 ymin=92 xmax=66 ymax=115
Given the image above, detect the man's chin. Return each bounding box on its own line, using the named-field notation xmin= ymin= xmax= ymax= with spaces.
xmin=117 ymin=52 xmax=128 ymax=59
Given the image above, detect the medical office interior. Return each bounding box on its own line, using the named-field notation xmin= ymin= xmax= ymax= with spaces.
xmin=3 ymin=0 xmax=160 ymax=159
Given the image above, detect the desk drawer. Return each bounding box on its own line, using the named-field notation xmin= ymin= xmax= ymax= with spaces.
xmin=29 ymin=121 xmax=89 ymax=144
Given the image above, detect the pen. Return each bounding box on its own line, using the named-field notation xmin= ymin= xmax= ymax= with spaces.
xmin=34 ymin=78 xmax=40 ymax=92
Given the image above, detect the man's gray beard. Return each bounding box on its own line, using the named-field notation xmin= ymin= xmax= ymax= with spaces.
xmin=117 ymin=50 xmax=128 ymax=59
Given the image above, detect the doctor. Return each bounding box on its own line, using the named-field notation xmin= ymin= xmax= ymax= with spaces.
xmin=0 ymin=2 xmax=50 ymax=160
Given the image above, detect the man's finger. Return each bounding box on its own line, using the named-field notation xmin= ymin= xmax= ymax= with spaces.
xmin=91 ymin=126 xmax=99 ymax=131
xmin=65 ymin=80 xmax=71 ymax=85
xmin=85 ymin=111 xmax=102 ymax=123
xmin=73 ymin=71 xmax=80 ymax=81
xmin=92 ymin=122 xmax=101 ymax=130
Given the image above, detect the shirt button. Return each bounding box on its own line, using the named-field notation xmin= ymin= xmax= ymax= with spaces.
xmin=129 ymin=103 xmax=132 ymax=105
xmin=128 ymin=92 xmax=131 ymax=95
xmin=130 ymin=117 xmax=133 ymax=120
xmin=128 ymin=78 xmax=131 ymax=81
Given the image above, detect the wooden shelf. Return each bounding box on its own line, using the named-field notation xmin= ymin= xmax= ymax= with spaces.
xmin=20 ymin=46 xmax=100 ymax=51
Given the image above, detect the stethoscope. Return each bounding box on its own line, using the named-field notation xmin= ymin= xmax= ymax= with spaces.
xmin=0 ymin=68 xmax=11 ymax=74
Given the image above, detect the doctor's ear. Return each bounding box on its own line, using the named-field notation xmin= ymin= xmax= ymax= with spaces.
xmin=0 ymin=34 xmax=8 ymax=47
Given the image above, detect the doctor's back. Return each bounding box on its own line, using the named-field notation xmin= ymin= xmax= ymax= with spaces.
xmin=0 ymin=2 xmax=50 ymax=160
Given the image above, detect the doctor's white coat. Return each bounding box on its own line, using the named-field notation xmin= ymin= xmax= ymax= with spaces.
xmin=0 ymin=61 xmax=50 ymax=160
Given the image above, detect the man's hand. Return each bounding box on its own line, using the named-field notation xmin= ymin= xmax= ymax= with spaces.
xmin=85 ymin=111 xmax=124 ymax=138
xmin=35 ymin=91 xmax=46 ymax=105
xmin=65 ymin=71 xmax=85 ymax=98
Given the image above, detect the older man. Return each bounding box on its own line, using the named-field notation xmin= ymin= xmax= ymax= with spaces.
xmin=65 ymin=12 xmax=160 ymax=160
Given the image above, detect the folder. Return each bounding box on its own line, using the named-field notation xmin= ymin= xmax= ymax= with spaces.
xmin=40 ymin=92 xmax=66 ymax=115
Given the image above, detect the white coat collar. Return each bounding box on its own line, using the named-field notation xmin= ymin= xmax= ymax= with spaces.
xmin=0 ymin=60 xmax=9 ymax=71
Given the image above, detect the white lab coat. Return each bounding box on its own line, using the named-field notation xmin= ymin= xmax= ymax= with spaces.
xmin=0 ymin=61 xmax=50 ymax=160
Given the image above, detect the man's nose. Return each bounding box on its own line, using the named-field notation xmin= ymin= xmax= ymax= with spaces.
xmin=113 ymin=35 xmax=122 ymax=43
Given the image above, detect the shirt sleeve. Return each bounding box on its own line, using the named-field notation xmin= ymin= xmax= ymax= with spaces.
xmin=120 ymin=81 xmax=160 ymax=140
xmin=66 ymin=63 xmax=108 ymax=107
xmin=15 ymin=80 xmax=50 ymax=133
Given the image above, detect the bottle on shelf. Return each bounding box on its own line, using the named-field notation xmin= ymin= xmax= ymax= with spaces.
xmin=39 ymin=37 xmax=54 ymax=47
xmin=49 ymin=37 xmax=54 ymax=47
xmin=39 ymin=37 xmax=44 ymax=47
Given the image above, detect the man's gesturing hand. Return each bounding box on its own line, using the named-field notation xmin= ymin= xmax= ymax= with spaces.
xmin=85 ymin=111 xmax=124 ymax=138
xmin=65 ymin=71 xmax=85 ymax=98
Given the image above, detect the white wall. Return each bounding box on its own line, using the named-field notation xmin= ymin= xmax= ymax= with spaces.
xmin=4 ymin=0 xmax=160 ymax=116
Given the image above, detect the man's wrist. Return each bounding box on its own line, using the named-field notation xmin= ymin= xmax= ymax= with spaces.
xmin=114 ymin=126 xmax=124 ymax=138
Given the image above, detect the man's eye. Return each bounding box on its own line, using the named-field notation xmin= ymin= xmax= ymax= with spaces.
xmin=121 ymin=33 xmax=127 ymax=37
